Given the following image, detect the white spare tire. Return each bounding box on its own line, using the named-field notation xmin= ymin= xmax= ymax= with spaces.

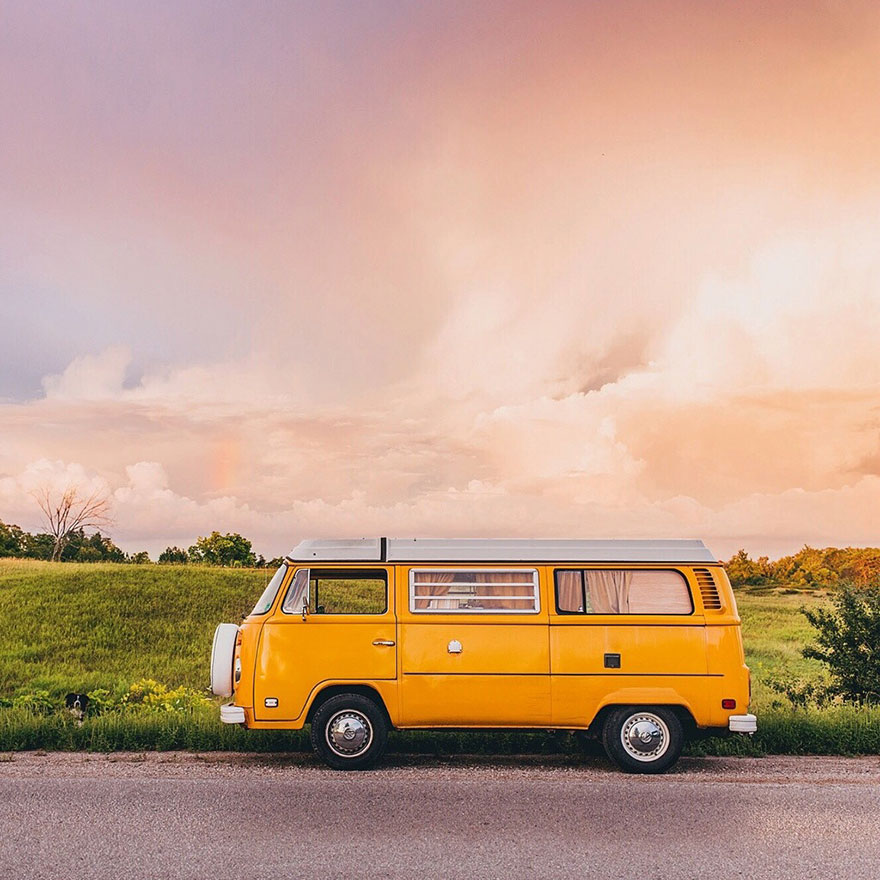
xmin=210 ymin=623 xmax=239 ymax=697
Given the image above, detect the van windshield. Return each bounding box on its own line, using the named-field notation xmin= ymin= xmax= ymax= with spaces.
xmin=250 ymin=564 xmax=288 ymax=615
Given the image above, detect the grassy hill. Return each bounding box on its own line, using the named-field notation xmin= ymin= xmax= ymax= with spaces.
xmin=0 ymin=558 xmax=270 ymax=697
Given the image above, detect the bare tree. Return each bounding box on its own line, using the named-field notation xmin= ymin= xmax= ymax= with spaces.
xmin=33 ymin=485 xmax=113 ymax=562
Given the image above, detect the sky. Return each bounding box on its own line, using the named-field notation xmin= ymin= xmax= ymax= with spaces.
xmin=1 ymin=0 xmax=879 ymax=559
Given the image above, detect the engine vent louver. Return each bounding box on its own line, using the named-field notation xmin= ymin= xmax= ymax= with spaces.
xmin=694 ymin=568 xmax=723 ymax=611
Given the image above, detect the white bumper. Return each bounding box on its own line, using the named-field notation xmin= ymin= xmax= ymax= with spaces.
xmin=728 ymin=713 xmax=757 ymax=734
xmin=220 ymin=704 xmax=246 ymax=725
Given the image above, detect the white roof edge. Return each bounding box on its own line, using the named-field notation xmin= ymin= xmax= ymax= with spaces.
xmin=288 ymin=538 xmax=718 ymax=564
xmin=289 ymin=538 xmax=382 ymax=561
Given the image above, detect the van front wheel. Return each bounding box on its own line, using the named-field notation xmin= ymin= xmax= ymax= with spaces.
xmin=310 ymin=693 xmax=388 ymax=770
xmin=602 ymin=706 xmax=683 ymax=774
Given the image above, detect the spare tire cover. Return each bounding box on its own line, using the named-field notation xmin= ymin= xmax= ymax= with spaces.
xmin=210 ymin=623 xmax=240 ymax=697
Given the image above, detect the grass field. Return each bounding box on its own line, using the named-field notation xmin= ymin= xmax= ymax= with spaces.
xmin=0 ymin=558 xmax=272 ymax=696
xmin=1 ymin=558 xmax=876 ymax=754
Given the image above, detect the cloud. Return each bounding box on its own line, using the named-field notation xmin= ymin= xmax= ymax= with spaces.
xmin=42 ymin=347 xmax=131 ymax=400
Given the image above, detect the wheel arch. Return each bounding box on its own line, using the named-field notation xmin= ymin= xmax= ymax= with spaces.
xmin=305 ymin=684 xmax=392 ymax=727
xmin=588 ymin=702 xmax=697 ymax=738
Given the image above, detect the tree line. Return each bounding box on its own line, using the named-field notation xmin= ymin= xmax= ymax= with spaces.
xmin=0 ymin=520 xmax=281 ymax=567
xmin=726 ymin=546 xmax=880 ymax=589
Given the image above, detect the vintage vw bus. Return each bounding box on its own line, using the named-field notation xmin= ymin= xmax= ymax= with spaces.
xmin=210 ymin=538 xmax=756 ymax=773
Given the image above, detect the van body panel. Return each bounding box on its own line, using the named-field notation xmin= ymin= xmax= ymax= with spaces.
xmin=252 ymin=565 xmax=397 ymax=722
xmin=398 ymin=640 xmax=551 ymax=725
xmin=400 ymin=622 xmax=548 ymax=675
xmin=396 ymin=563 xmax=551 ymax=725
xmin=246 ymin=678 xmax=400 ymax=729
xmin=557 ymin=679 xmax=707 ymax=728
xmin=399 ymin=674 xmax=550 ymax=727
xmin=234 ymin=621 xmax=260 ymax=708
xmin=549 ymin=619 xmax=708 ymax=726
xmin=549 ymin=622 xmax=708 ymax=675
xmin=253 ymin=618 xmax=397 ymax=722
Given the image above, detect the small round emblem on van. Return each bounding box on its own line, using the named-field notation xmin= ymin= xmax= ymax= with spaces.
xmin=447 ymin=639 xmax=462 ymax=654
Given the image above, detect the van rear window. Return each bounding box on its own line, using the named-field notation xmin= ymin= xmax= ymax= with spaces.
xmin=555 ymin=569 xmax=693 ymax=615
xmin=410 ymin=569 xmax=540 ymax=613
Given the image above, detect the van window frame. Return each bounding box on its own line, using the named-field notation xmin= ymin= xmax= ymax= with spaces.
xmin=409 ymin=567 xmax=541 ymax=614
xmin=280 ymin=567 xmax=389 ymax=616
xmin=553 ymin=568 xmax=695 ymax=616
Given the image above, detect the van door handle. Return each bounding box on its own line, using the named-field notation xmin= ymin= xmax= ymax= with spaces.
xmin=372 ymin=639 xmax=395 ymax=647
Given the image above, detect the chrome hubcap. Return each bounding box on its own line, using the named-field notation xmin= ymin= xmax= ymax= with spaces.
xmin=326 ymin=710 xmax=372 ymax=758
xmin=621 ymin=712 xmax=670 ymax=762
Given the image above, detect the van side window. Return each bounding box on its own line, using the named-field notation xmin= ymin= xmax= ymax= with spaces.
xmin=307 ymin=569 xmax=387 ymax=615
xmin=410 ymin=569 xmax=539 ymax=613
xmin=555 ymin=569 xmax=693 ymax=615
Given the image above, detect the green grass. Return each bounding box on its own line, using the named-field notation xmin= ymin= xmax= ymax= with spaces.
xmin=0 ymin=559 xmax=874 ymax=755
xmin=0 ymin=558 xmax=271 ymax=697
xmin=734 ymin=589 xmax=830 ymax=709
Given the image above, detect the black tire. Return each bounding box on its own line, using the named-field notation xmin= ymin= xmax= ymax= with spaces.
xmin=602 ymin=706 xmax=684 ymax=774
xmin=310 ymin=693 xmax=389 ymax=770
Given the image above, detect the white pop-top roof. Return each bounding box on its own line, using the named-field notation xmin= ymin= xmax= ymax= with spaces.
xmin=287 ymin=538 xmax=718 ymax=564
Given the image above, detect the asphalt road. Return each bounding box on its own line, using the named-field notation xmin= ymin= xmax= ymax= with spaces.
xmin=2 ymin=752 xmax=879 ymax=879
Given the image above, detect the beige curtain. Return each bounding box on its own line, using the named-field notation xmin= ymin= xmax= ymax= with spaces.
xmin=586 ymin=570 xmax=632 ymax=613
xmin=556 ymin=571 xmax=583 ymax=612
xmin=474 ymin=571 xmax=522 ymax=595
xmin=474 ymin=571 xmax=534 ymax=609
xmin=413 ymin=571 xmax=455 ymax=610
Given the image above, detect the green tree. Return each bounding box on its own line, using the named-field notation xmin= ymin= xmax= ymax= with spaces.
xmin=802 ymin=584 xmax=880 ymax=703
xmin=725 ymin=549 xmax=772 ymax=586
xmin=21 ymin=532 xmax=54 ymax=560
xmin=0 ymin=520 xmax=26 ymax=557
xmin=60 ymin=529 xmax=126 ymax=563
xmin=158 ymin=546 xmax=189 ymax=564
xmin=188 ymin=531 xmax=256 ymax=567
xmin=129 ymin=551 xmax=152 ymax=564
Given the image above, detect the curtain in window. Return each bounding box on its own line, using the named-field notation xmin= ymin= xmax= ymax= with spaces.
xmin=556 ymin=571 xmax=583 ymax=612
xmin=586 ymin=570 xmax=632 ymax=613
xmin=475 ymin=571 xmax=534 ymax=609
xmin=413 ymin=571 xmax=455 ymax=609
xmin=474 ymin=571 xmax=523 ymax=594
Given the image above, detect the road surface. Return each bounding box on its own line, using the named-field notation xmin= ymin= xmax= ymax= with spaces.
xmin=1 ymin=752 xmax=879 ymax=879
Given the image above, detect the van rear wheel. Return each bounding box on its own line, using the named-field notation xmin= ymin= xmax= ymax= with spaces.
xmin=602 ymin=706 xmax=683 ymax=774
xmin=310 ymin=693 xmax=388 ymax=770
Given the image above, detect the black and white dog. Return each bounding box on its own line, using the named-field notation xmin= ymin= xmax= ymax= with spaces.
xmin=64 ymin=693 xmax=89 ymax=724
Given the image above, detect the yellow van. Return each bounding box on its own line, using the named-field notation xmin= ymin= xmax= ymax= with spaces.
xmin=210 ymin=538 xmax=756 ymax=773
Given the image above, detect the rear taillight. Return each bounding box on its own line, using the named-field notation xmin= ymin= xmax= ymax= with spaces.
xmin=722 ymin=699 xmax=736 ymax=710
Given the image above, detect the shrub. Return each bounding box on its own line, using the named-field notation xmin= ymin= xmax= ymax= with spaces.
xmin=122 ymin=678 xmax=212 ymax=713
xmin=85 ymin=688 xmax=117 ymax=715
xmin=11 ymin=690 xmax=55 ymax=715
xmin=802 ymin=584 xmax=880 ymax=703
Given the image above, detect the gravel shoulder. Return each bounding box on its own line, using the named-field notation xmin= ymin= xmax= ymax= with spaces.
xmin=2 ymin=750 xmax=879 ymax=782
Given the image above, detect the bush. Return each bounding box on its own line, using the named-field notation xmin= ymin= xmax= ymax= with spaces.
xmin=121 ymin=679 xmax=213 ymax=713
xmin=802 ymin=584 xmax=880 ymax=703
xmin=11 ymin=690 xmax=55 ymax=715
